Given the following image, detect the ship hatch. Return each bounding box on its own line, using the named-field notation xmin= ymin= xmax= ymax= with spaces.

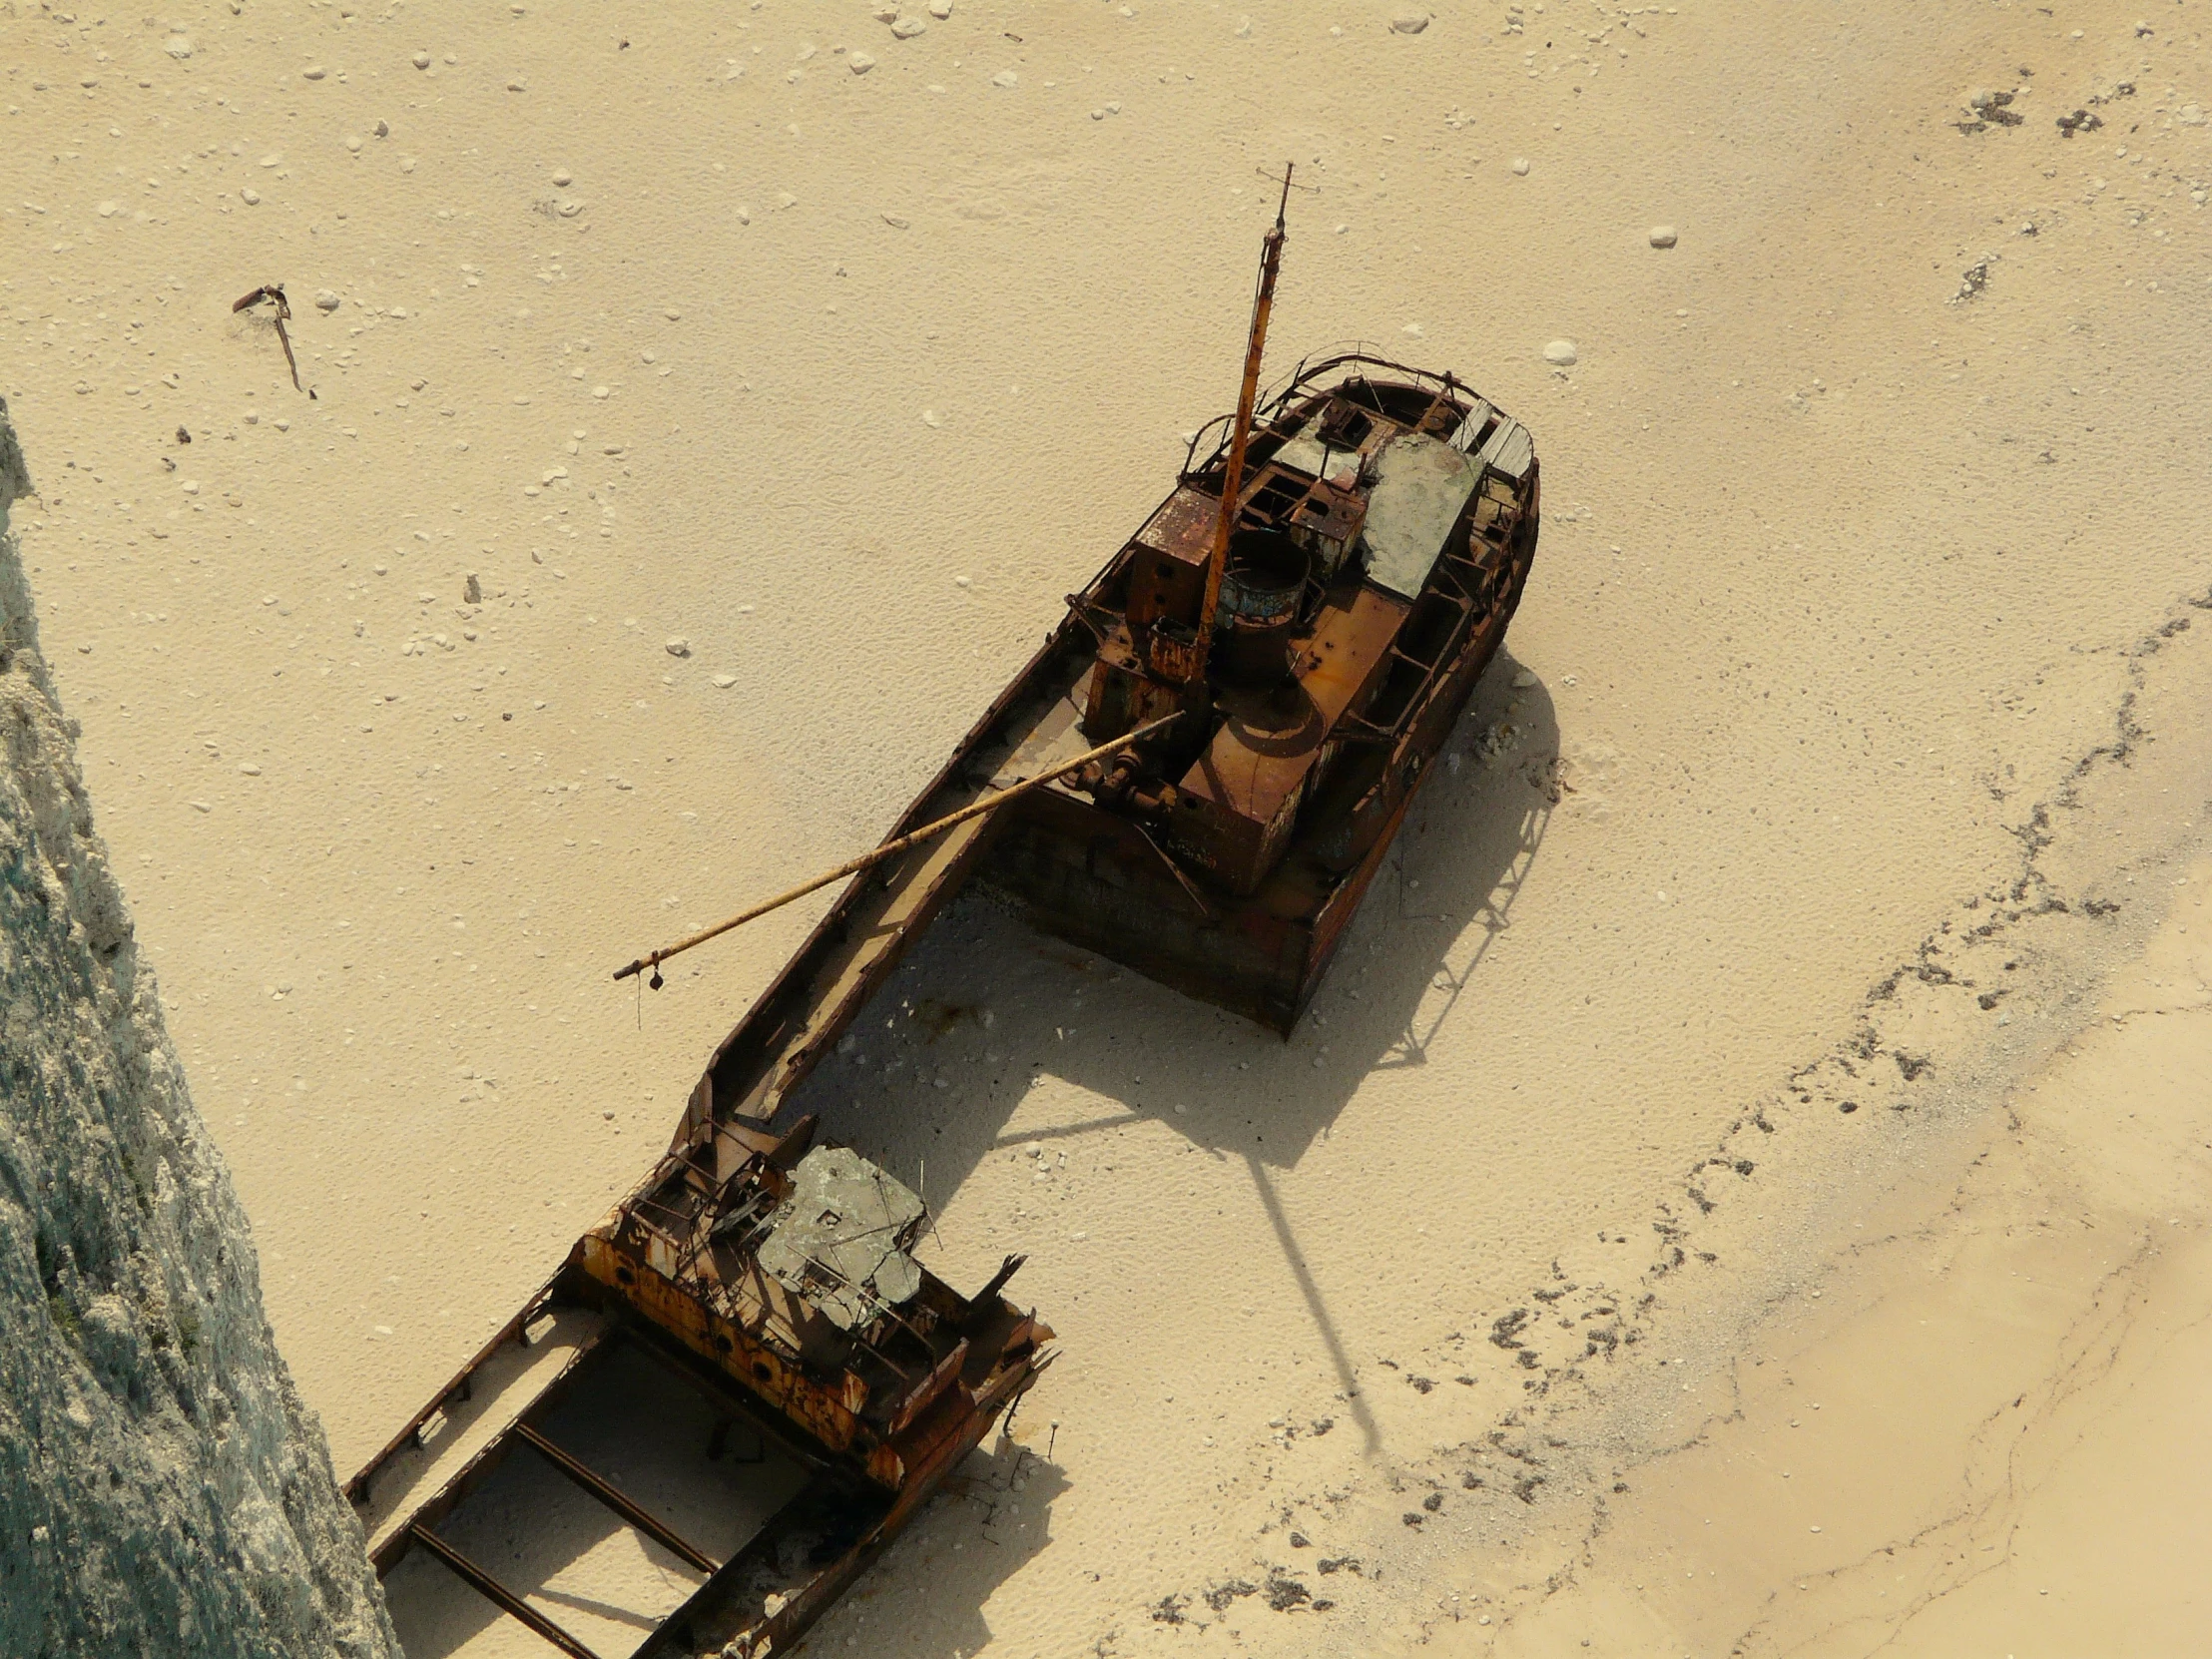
xmin=1361 ymin=431 xmax=1481 ymax=600
xmin=757 ymin=1147 xmax=926 ymax=1332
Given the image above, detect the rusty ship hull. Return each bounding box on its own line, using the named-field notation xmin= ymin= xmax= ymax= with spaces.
xmin=983 ymin=353 xmax=1538 ymax=1030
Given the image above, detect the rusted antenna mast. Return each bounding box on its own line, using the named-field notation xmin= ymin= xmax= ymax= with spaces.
xmin=1189 ymin=162 xmax=1300 ymax=667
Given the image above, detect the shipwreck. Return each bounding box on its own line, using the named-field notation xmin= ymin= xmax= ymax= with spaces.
xmin=357 ymin=169 xmax=1538 ymax=1657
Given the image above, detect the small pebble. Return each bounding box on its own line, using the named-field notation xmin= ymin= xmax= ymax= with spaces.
xmin=374 ymin=119 xmax=389 ymax=137
xmin=412 ymin=50 xmax=432 ymax=70
xmin=239 ymin=762 xmax=262 ymax=776
xmin=893 ymin=16 xmax=929 ymax=38
xmin=849 ymin=52 xmax=875 ymax=73
xmin=1390 ymin=10 xmax=1431 ymax=32
xmin=1648 ymin=224 xmax=1678 ymax=248
xmin=666 ymin=637 xmax=692 ymax=658
xmin=1543 ymin=338 xmax=1578 ymax=366
xmin=713 ymin=674 xmax=738 ymax=689
xmin=552 ymin=169 xmax=571 ymax=187
xmin=303 ymin=65 xmax=326 ymax=81
xmin=992 ymin=68 xmax=1018 ymax=87
xmin=929 ymin=0 xmax=953 ymax=15
xmin=241 ymin=188 xmax=261 ymax=206
xmin=315 ymin=289 xmax=340 ymax=311
xmin=1511 ymin=157 xmax=1530 ymax=176
xmin=165 ymin=36 xmax=193 ymax=60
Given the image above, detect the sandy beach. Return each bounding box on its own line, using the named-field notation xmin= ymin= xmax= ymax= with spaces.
xmin=6 ymin=2 xmax=2210 ymax=1653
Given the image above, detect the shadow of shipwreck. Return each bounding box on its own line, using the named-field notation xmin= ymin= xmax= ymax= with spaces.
xmin=777 ymin=658 xmax=1556 ymax=1479
xmin=793 ymin=655 xmax=1557 ymax=1186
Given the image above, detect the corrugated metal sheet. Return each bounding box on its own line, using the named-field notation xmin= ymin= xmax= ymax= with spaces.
xmin=1362 ymin=432 xmax=1479 ymax=600
xmin=1473 ymin=414 xmax=1535 ymax=482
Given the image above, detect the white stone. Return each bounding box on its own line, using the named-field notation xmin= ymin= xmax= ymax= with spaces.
xmin=1390 ymin=11 xmax=1431 ymax=33
xmin=164 ymin=36 xmax=193 ymax=60
xmin=1543 ymin=338 xmax=1578 ymax=365
xmin=1648 ymin=224 xmax=1678 ymax=248
xmin=1511 ymin=157 xmax=1530 ymax=176
xmin=991 ymin=68 xmax=1018 ymax=87
xmin=929 ymin=0 xmax=953 ymax=15
xmin=412 ymin=50 xmax=432 ymax=69
xmin=314 ymin=289 xmax=340 ymax=311
xmin=666 ymin=637 xmax=692 ymax=657
xmin=849 ymin=52 xmax=875 ymax=73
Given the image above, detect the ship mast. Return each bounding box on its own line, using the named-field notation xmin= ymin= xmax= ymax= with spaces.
xmin=1190 ymin=163 xmax=1295 ymax=668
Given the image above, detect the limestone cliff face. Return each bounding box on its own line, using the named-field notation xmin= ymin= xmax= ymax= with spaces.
xmin=0 ymin=399 xmax=400 ymax=1657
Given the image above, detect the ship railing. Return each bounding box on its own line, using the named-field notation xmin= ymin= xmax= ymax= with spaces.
xmin=1179 ymin=341 xmax=1474 ymax=478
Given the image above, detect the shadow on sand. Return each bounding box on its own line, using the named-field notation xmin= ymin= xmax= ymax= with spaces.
xmin=784 ymin=655 xmax=1556 ymax=1480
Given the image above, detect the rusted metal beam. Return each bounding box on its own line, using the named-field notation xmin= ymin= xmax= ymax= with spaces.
xmin=614 ymin=713 xmax=1182 ymax=983
xmin=512 ymin=1421 xmax=720 ymax=1576
xmin=406 ymin=1523 xmax=604 ymax=1659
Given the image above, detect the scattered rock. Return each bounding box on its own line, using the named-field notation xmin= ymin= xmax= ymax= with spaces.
xmin=713 ymin=674 xmax=738 ymax=689
xmin=929 ymin=0 xmax=954 ymax=16
xmin=1954 ymin=87 xmax=2022 ymax=134
xmin=849 ymin=52 xmax=875 ymax=73
xmin=1390 ymin=11 xmax=1431 ymax=33
xmin=412 ymin=50 xmax=432 ymax=70
xmin=665 ymin=637 xmax=691 ymax=658
xmin=1511 ymin=157 xmax=1531 ymax=176
xmin=240 ymin=189 xmax=261 ymax=206
xmin=374 ymin=119 xmax=389 ymax=138
xmin=882 ymin=212 xmax=910 ymax=228
xmin=1648 ymin=224 xmax=1678 ymax=248
xmin=303 ymin=65 xmax=326 ymax=81
xmin=314 ymin=289 xmax=340 ymax=311
xmin=552 ymin=169 xmax=571 ymax=187
xmin=1543 ymin=338 xmax=1578 ymax=366
xmin=1512 ymin=668 xmax=1538 ymax=689
xmin=463 ymin=573 xmax=481 ymax=604
xmin=164 ymin=35 xmax=193 ymax=60
xmin=893 ymin=16 xmax=929 ymax=39
xmin=991 ymin=68 xmax=1017 ymax=87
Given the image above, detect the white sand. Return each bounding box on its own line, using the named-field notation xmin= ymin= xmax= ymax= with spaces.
xmin=6 ymin=3 xmax=2211 ymax=1654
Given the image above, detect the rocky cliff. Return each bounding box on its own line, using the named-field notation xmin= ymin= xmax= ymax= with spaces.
xmin=0 ymin=398 xmax=399 ymax=1656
